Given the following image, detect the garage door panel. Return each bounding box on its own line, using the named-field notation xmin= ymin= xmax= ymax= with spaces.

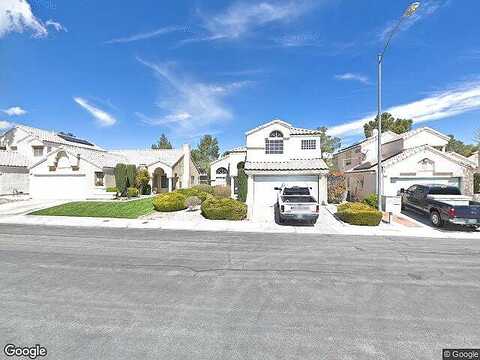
xmin=389 ymin=177 xmax=460 ymax=195
xmin=30 ymin=174 xmax=88 ymax=200
xmin=252 ymin=175 xmax=318 ymax=221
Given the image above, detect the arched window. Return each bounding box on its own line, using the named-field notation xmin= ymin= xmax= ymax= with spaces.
xmin=216 ymin=167 xmax=228 ymax=175
xmin=266 ymin=131 xmax=284 ymax=154
xmin=269 ymin=130 xmax=283 ymax=138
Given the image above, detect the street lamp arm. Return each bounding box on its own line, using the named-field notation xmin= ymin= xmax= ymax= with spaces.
xmin=380 ymin=15 xmax=408 ymax=59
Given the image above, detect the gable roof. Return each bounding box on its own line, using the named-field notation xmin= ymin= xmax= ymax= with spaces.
xmin=348 ymin=145 xmax=474 ymax=173
xmin=111 ymin=149 xmax=184 ymax=167
xmin=399 ymin=126 xmax=451 ymax=142
xmin=335 ymin=130 xmax=399 ymax=155
xmin=0 ymin=151 xmax=29 ymax=167
xmin=245 ymin=119 xmax=292 ymax=135
xmin=13 ymin=124 xmax=104 ymax=150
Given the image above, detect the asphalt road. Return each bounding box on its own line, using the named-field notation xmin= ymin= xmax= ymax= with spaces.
xmin=0 ymin=225 xmax=479 ymax=360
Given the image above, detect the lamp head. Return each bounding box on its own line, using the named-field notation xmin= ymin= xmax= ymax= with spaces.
xmin=404 ymin=2 xmax=421 ymax=17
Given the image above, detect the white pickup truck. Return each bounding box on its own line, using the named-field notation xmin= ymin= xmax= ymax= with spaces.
xmin=274 ymin=185 xmax=319 ymax=224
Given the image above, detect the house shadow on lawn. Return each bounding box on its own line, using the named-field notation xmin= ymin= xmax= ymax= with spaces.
xmin=401 ymin=208 xmax=479 ymax=233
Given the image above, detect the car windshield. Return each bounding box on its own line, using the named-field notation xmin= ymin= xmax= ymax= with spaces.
xmin=283 ymin=187 xmax=310 ymax=195
xmin=282 ymin=196 xmax=316 ymax=203
xmin=427 ymin=186 xmax=461 ymax=195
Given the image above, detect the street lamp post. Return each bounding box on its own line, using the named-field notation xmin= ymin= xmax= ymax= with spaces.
xmin=377 ymin=2 xmax=420 ymax=211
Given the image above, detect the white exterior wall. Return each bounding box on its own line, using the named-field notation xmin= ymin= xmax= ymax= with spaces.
xmin=29 ymin=151 xmax=101 ymax=199
xmin=0 ymin=166 xmax=29 ymax=195
xmin=246 ymin=123 xmax=322 ymax=162
xmin=383 ymin=149 xmax=468 ymax=196
xmin=403 ymin=130 xmax=448 ymax=149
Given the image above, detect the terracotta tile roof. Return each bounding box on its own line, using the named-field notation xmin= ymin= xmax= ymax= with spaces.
xmin=245 ymin=158 xmax=328 ymax=171
xmin=0 ymin=151 xmax=29 ymax=167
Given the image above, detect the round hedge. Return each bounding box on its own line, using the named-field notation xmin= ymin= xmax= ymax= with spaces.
xmin=201 ymin=196 xmax=247 ymax=220
xmin=336 ymin=202 xmax=382 ymax=226
xmin=152 ymin=192 xmax=187 ymax=212
xmin=175 ymin=188 xmax=209 ymax=202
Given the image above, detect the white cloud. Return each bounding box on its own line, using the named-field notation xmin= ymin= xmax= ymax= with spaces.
xmin=136 ymin=57 xmax=250 ymax=134
xmin=45 ymin=20 xmax=67 ymax=33
xmin=0 ymin=120 xmax=12 ymax=129
xmin=274 ymin=32 xmax=322 ymax=47
xmin=328 ymin=81 xmax=480 ymax=137
xmin=191 ymin=1 xmax=314 ymax=42
xmin=0 ymin=0 xmax=66 ymax=38
xmin=105 ymin=26 xmax=182 ymax=44
xmin=334 ymin=73 xmax=370 ymax=85
xmin=0 ymin=0 xmax=47 ymax=37
xmin=378 ymin=0 xmax=445 ymax=42
xmin=73 ymin=97 xmax=117 ymax=127
xmin=2 ymin=106 xmax=27 ymax=116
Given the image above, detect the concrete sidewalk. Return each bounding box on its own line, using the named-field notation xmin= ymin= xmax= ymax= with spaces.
xmin=0 ymin=205 xmax=479 ymax=239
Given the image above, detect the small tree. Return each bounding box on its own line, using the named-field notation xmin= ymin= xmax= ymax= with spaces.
xmin=114 ymin=164 xmax=128 ymax=196
xmin=126 ymin=164 xmax=137 ymax=189
xmin=364 ymin=112 xmax=412 ymax=138
xmin=317 ymin=126 xmax=341 ymax=158
xmin=135 ymin=169 xmax=151 ymax=195
xmin=152 ymin=134 xmax=173 ymax=149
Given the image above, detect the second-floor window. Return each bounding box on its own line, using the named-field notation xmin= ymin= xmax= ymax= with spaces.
xmin=301 ymin=139 xmax=316 ymax=150
xmin=265 ymin=130 xmax=284 ymax=154
xmin=33 ymin=146 xmax=44 ymax=157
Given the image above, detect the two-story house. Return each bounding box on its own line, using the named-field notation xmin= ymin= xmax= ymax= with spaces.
xmin=333 ymin=127 xmax=476 ymax=201
xmin=211 ymin=119 xmax=329 ymax=220
xmin=0 ymin=124 xmax=200 ymax=199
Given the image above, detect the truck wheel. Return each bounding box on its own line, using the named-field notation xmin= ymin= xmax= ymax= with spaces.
xmin=430 ymin=210 xmax=443 ymax=228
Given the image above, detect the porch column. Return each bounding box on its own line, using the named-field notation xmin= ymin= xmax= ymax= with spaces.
xmin=168 ymin=177 xmax=173 ymax=192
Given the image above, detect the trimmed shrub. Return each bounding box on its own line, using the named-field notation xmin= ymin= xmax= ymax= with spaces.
xmin=475 ymin=173 xmax=480 ymax=194
xmin=185 ymin=196 xmax=202 ymax=210
xmin=362 ymin=193 xmax=378 ymax=209
xmin=127 ymin=187 xmax=139 ymax=198
xmin=152 ymin=192 xmax=187 ymax=212
xmin=192 ymin=184 xmax=214 ymax=195
xmin=176 ymin=188 xmax=209 ymax=202
xmin=328 ymin=172 xmax=346 ymax=204
xmin=106 ymin=187 xmax=117 ymax=193
xmin=135 ymin=169 xmax=151 ymax=195
xmin=201 ymin=197 xmax=247 ymax=220
xmin=336 ymin=202 xmax=382 ymax=226
xmin=114 ymin=163 xmax=128 ymax=196
xmin=237 ymin=167 xmax=248 ymax=203
xmin=126 ymin=165 xmax=137 ymax=189
xmin=213 ymin=185 xmax=231 ymax=198
xmin=142 ymin=184 xmax=152 ymax=195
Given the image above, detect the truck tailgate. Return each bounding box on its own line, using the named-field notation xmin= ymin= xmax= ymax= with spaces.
xmin=453 ymin=205 xmax=480 ymax=220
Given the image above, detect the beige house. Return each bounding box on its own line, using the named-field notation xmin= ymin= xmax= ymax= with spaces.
xmin=333 ymin=127 xmax=476 ymax=200
xmin=0 ymin=124 xmax=200 ymax=199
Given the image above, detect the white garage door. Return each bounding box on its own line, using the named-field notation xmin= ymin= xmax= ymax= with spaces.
xmin=252 ymin=175 xmax=318 ymax=221
xmin=30 ymin=174 xmax=89 ymax=200
xmin=389 ymin=177 xmax=461 ymax=195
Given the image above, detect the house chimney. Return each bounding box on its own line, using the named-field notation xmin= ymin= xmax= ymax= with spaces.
xmin=182 ymin=144 xmax=191 ymax=188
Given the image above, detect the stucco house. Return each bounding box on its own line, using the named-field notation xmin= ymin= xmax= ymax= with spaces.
xmin=211 ymin=119 xmax=329 ymax=219
xmin=0 ymin=124 xmax=200 ymax=199
xmin=333 ymin=127 xmax=477 ymax=200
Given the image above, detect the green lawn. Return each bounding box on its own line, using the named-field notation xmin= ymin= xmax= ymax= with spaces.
xmin=30 ymin=197 xmax=155 ymax=219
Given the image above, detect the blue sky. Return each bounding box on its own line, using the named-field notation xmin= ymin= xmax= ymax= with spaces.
xmin=1 ymin=0 xmax=480 ymax=152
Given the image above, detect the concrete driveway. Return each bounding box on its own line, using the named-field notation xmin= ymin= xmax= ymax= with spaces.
xmin=1 ymin=225 xmax=479 ymax=360
xmin=0 ymin=198 xmax=67 ymax=216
